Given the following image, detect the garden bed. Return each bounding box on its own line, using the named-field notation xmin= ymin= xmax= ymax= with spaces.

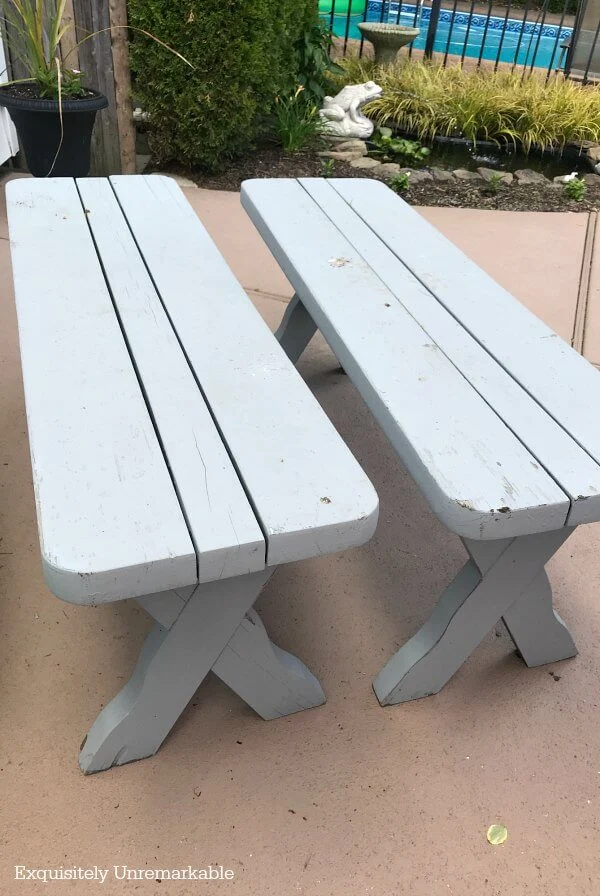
xmin=161 ymin=146 xmax=600 ymax=212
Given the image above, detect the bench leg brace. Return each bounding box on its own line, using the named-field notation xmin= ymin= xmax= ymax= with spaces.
xmin=373 ymin=528 xmax=577 ymax=706
xmin=79 ymin=570 xmax=325 ymax=773
xmin=275 ymin=294 xmax=317 ymax=363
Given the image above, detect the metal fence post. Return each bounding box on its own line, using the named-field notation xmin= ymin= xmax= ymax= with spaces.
xmin=424 ymin=0 xmax=443 ymax=58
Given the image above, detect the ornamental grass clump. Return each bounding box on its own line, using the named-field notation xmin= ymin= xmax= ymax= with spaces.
xmin=333 ymin=57 xmax=600 ymax=152
xmin=274 ymin=87 xmax=325 ymax=153
xmin=0 ymin=0 xmax=85 ymax=98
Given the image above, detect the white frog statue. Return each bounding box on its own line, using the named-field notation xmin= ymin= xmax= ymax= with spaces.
xmin=319 ymin=81 xmax=383 ymax=139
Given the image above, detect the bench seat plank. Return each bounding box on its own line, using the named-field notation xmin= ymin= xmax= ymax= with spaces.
xmin=6 ymin=178 xmax=197 ymax=604
xmin=241 ymin=177 xmax=570 ymax=540
xmin=110 ymin=175 xmax=379 ymax=565
xmin=76 ymin=178 xmax=265 ymax=583
xmin=297 ymin=178 xmax=600 ymax=527
xmin=329 ymin=178 xmax=600 ymax=515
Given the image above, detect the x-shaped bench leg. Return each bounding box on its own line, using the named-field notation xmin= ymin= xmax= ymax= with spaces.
xmin=79 ymin=570 xmax=325 ymax=773
xmin=373 ymin=528 xmax=577 ymax=706
xmin=276 ymin=295 xmax=317 ymax=363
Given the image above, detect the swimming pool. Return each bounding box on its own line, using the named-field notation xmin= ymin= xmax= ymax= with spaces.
xmin=327 ymin=2 xmax=573 ymax=70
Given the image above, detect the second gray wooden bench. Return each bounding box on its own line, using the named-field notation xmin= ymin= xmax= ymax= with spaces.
xmin=241 ymin=176 xmax=600 ymax=705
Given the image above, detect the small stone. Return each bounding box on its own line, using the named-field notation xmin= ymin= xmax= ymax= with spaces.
xmin=453 ymin=168 xmax=482 ymax=182
xmin=586 ymin=145 xmax=600 ymax=164
xmin=514 ymin=169 xmax=548 ymax=186
xmin=577 ymin=140 xmax=597 ymax=150
xmin=378 ymin=162 xmax=401 ymax=178
xmin=151 ymin=172 xmax=197 ymax=188
xmin=318 ymin=150 xmax=363 ymax=162
xmin=554 ymin=174 xmax=574 ymax=184
xmin=331 ymin=139 xmax=368 ymax=155
xmin=406 ymin=169 xmax=433 ymax=183
xmin=478 ymin=167 xmax=513 ymax=184
xmin=350 ymin=156 xmax=382 ymax=169
xmin=583 ymin=173 xmax=600 ymax=186
xmin=431 ymin=167 xmax=455 ymax=183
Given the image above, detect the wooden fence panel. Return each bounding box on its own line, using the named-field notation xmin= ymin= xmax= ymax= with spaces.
xmin=71 ymin=0 xmax=121 ymax=174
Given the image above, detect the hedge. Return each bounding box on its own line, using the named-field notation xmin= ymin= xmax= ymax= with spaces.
xmin=128 ymin=0 xmax=319 ymax=170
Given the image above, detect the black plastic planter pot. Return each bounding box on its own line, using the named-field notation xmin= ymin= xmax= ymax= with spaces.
xmin=0 ymin=85 xmax=108 ymax=177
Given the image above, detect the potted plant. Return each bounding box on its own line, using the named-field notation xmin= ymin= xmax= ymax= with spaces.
xmin=0 ymin=1 xmax=110 ymax=176
xmin=0 ymin=1 xmax=190 ymax=177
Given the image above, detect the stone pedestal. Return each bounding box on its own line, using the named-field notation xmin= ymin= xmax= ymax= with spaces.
xmin=357 ymin=22 xmax=420 ymax=65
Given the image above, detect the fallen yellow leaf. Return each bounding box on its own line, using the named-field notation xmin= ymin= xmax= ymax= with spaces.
xmin=487 ymin=824 xmax=508 ymax=845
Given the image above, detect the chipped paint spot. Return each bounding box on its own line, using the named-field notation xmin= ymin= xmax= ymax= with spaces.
xmin=457 ymin=499 xmax=475 ymax=511
xmin=328 ymin=257 xmax=351 ymax=267
xmin=320 ymin=496 xmax=332 ymax=504
xmin=497 ymin=506 xmax=511 ymax=514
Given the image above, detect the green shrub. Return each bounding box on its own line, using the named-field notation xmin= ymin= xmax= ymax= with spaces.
xmin=128 ymin=0 xmax=319 ymax=170
xmin=296 ymin=20 xmax=344 ymax=102
xmin=336 ymin=57 xmax=600 ymax=152
xmin=390 ymin=172 xmax=410 ymax=193
xmin=564 ymin=176 xmax=586 ymax=201
xmin=371 ymin=127 xmax=431 ymax=165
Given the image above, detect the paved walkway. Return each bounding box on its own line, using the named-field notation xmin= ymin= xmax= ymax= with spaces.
xmin=1 ymin=174 xmax=599 ymax=896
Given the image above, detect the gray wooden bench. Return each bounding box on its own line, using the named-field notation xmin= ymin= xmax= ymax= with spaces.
xmin=241 ymin=176 xmax=600 ymax=706
xmin=6 ymin=175 xmax=378 ymax=772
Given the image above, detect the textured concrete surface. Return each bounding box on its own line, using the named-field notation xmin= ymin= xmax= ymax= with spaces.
xmin=1 ymin=175 xmax=599 ymax=896
xmin=421 ymin=207 xmax=589 ymax=345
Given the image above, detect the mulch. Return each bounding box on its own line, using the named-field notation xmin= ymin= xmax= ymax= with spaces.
xmin=160 ymin=146 xmax=600 ymax=213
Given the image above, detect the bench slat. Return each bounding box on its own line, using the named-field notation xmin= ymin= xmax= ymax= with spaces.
xmin=109 ymin=175 xmax=378 ymax=565
xmin=241 ymin=177 xmax=569 ymax=540
xmin=6 ymin=178 xmax=197 ymax=603
xmin=76 ymin=178 xmax=265 ymax=583
xmin=299 ymin=178 xmax=600 ymax=527
xmin=331 ymin=178 xmax=600 ymax=486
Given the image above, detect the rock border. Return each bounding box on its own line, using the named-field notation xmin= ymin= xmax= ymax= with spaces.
xmin=320 ymin=138 xmax=600 ymax=189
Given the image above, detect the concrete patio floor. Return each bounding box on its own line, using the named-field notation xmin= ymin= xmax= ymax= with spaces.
xmin=1 ymin=174 xmax=599 ymax=895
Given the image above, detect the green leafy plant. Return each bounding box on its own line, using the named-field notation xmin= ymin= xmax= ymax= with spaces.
xmin=390 ymin=171 xmax=410 ymax=193
xmin=320 ymin=157 xmax=335 ymax=177
xmin=296 ymin=20 xmax=344 ymax=102
xmin=274 ymin=86 xmax=324 ymax=153
xmin=372 ymin=126 xmax=430 ymax=165
xmin=563 ymin=175 xmax=586 ymax=201
xmin=129 ymin=0 xmax=319 ymax=171
xmin=484 ymin=172 xmax=504 ymax=195
xmin=335 ymin=57 xmax=600 ymax=153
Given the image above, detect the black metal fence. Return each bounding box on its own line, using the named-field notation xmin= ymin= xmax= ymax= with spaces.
xmin=321 ymin=0 xmax=600 ymax=81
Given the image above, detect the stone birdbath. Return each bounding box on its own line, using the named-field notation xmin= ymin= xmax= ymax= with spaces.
xmin=357 ymin=22 xmax=420 ymax=66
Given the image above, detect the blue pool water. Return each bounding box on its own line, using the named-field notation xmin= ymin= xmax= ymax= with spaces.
xmin=329 ymin=4 xmax=573 ymax=70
